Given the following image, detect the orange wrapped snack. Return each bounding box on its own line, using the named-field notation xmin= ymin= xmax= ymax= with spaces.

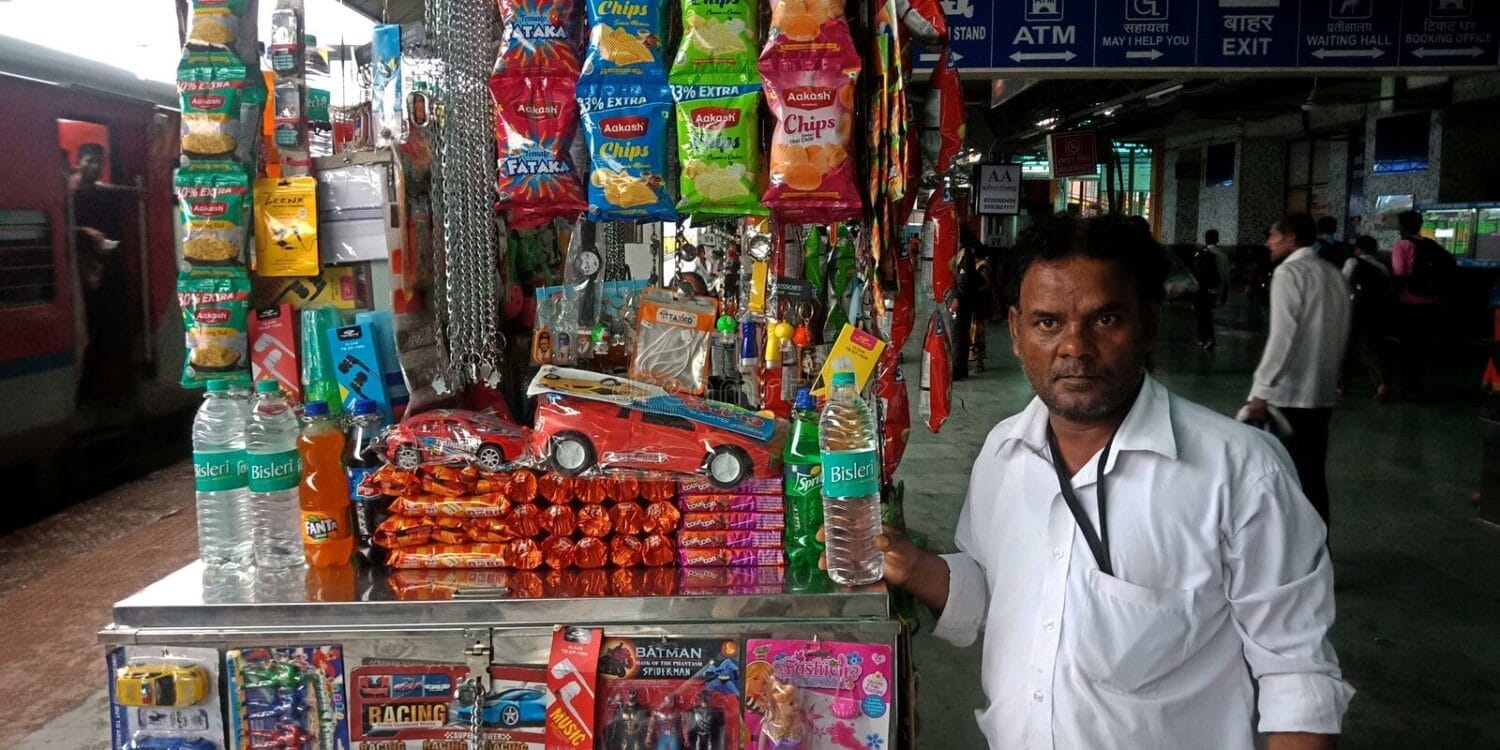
xmin=511 ymin=538 xmax=543 ymax=570
xmin=468 ymin=517 xmax=518 ymax=543
xmin=576 ymin=504 xmax=613 ymax=538
xmin=642 ymin=480 xmax=676 ymax=502
xmin=542 ymin=535 xmax=577 ymax=570
xmin=760 ymin=58 xmax=862 ymax=222
xmin=509 ymin=570 xmax=545 ymax=598
xmin=390 ymin=492 xmax=512 ymax=518
xmin=386 ymin=543 xmax=514 ymax=569
xmin=374 ymin=515 xmax=435 ymax=548
xmin=368 ymin=465 xmax=419 ymax=495
xmin=608 ymin=477 xmax=640 ymax=503
xmin=611 ymin=567 xmax=641 ymax=596
xmin=422 ymin=465 xmax=479 ymax=496
xmin=578 ymin=569 xmax=610 ymax=596
xmin=610 ymin=535 xmax=644 ymax=567
xmin=543 ymin=504 xmax=578 ymax=537
xmin=509 ymin=471 xmax=539 ymax=502
xmin=575 ymin=536 xmax=609 ymax=568
xmin=506 ymin=503 xmax=545 ymax=538
xmin=576 ymin=477 xmax=609 ymax=505
xmin=642 ymin=533 xmax=675 ymax=567
xmin=643 ymin=567 xmax=677 ymax=596
xmin=538 ymin=473 xmax=574 ymax=503
xmin=387 ymin=569 xmax=515 ymax=600
xmin=431 ymin=517 xmax=471 ymax=545
xmin=543 ymin=570 xmax=579 ymax=597
xmin=609 ymin=501 xmax=645 ymax=535
xmin=643 ymin=500 xmax=682 ymax=533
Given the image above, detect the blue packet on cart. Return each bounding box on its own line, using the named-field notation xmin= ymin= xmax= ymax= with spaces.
xmin=581 ymin=84 xmax=674 ymax=222
xmin=580 ymin=0 xmax=666 ymax=82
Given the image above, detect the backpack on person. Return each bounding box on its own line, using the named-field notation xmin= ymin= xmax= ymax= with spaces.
xmin=1348 ymin=257 xmax=1390 ymax=311
xmin=1192 ymin=249 xmax=1221 ymax=291
xmin=1406 ymin=236 xmax=1457 ymax=299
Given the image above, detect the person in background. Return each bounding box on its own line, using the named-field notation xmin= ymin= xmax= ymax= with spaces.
xmin=844 ymin=214 xmax=1351 ymax=749
xmin=1315 ymin=216 xmax=1349 ymax=269
xmin=1192 ymin=229 xmax=1226 ymax=351
xmin=1244 ymin=213 xmax=1352 ymax=528
xmin=951 ymin=226 xmax=981 ymax=381
xmin=967 ymin=244 xmax=997 ymax=372
xmin=1341 ymin=235 xmax=1392 ymax=401
xmin=1390 ymin=210 xmax=1447 ymax=399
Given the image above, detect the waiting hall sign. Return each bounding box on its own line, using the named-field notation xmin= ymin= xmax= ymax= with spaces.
xmin=918 ymin=0 xmax=1498 ymax=73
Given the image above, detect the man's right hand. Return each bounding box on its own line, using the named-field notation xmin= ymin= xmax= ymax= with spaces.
xmin=817 ymin=524 xmax=951 ymax=612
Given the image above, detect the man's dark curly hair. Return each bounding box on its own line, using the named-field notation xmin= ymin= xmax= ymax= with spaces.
xmin=1001 ymin=214 xmax=1170 ymax=309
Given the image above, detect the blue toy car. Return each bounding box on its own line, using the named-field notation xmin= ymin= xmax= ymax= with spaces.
xmin=454 ymin=687 xmax=548 ymax=727
xmin=128 ymin=737 xmax=218 ymax=750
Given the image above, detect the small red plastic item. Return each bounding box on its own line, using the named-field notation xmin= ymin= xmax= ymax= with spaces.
xmin=386 ymin=410 xmax=531 ymax=471
xmin=542 ymin=536 xmax=578 ymax=570
xmin=511 ymin=538 xmax=543 ymax=570
xmin=642 ymin=533 xmax=675 ymax=567
xmin=576 ymin=504 xmax=613 ymax=538
xmin=610 ymin=535 xmax=644 ymax=567
xmin=543 ymin=504 xmax=578 ymax=537
xmin=643 ymin=501 xmax=682 ymax=533
xmin=505 ymin=503 xmax=544 ymax=538
xmin=575 ymin=536 xmax=608 ymax=568
xmin=609 ymin=501 xmax=645 ymax=535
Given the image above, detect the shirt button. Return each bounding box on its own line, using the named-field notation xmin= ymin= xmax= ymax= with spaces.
xmin=1032 ymin=689 xmax=1045 ymax=702
xmin=1043 ymin=618 xmax=1056 ymax=630
xmin=1052 ymin=548 xmax=1064 ymax=560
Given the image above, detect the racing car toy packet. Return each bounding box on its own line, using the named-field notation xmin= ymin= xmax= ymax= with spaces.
xmin=672 ymin=83 xmax=767 ymax=219
xmin=350 ymin=663 xmax=550 ymax=749
xmin=670 ymin=0 xmax=758 ymax=83
xmin=225 ymin=645 xmax=350 ymax=750
xmin=108 ymin=645 xmax=226 ymax=750
xmin=495 ymin=0 xmax=582 ymax=77
xmin=920 ymin=309 xmax=952 ymax=433
xmin=760 ymin=58 xmax=862 ymax=223
xmin=489 ymin=75 xmax=588 ymax=229
xmin=579 ymin=84 xmax=675 ymax=222
xmin=179 ymin=267 xmax=253 ymax=388
xmin=580 ymin=0 xmax=666 ymax=83
xmin=594 ymin=637 xmax=743 ymax=750
xmin=762 ymin=0 xmax=857 ymax=62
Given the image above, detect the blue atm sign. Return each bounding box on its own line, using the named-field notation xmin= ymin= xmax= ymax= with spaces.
xmin=915 ymin=0 xmax=1498 ymax=73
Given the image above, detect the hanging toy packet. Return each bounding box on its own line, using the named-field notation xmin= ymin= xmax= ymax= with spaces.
xmin=580 ymin=85 xmax=675 ymax=222
xmin=581 ymin=0 xmax=666 ymax=82
xmin=672 ymin=84 xmax=767 ymax=219
xmin=761 ymin=59 xmax=861 ymax=223
xmin=494 ymin=0 xmax=582 ymax=77
xmin=920 ymin=310 xmax=952 ymax=433
xmin=762 ymin=0 xmax=858 ymax=63
xmin=671 ymin=0 xmax=758 ymax=82
xmin=489 ymin=75 xmax=588 ymax=229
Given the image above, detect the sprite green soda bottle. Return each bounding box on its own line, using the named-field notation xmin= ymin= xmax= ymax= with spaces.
xmin=784 ymin=387 xmax=824 ymax=572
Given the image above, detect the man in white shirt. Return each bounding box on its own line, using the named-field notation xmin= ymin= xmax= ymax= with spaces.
xmin=845 ymin=214 xmax=1351 ymax=749
xmin=1243 ymin=213 xmax=1352 ymax=527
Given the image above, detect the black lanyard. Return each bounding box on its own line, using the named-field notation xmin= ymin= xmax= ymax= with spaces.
xmin=1046 ymin=426 xmax=1116 ymax=576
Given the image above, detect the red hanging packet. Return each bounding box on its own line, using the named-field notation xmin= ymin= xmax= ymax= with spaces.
xmin=924 ymin=187 xmax=956 ymax=304
xmin=920 ymin=310 xmax=951 ymax=433
xmin=488 ymin=75 xmax=588 ymax=228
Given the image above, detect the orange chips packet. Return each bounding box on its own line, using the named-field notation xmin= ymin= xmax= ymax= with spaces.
xmin=760 ymin=57 xmax=862 ymax=222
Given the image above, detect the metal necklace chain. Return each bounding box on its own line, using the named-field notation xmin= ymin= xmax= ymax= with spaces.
xmin=431 ymin=0 xmax=502 ymax=387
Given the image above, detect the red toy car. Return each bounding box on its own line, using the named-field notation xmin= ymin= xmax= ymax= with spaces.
xmin=385 ymin=410 xmax=530 ymax=471
xmin=531 ymin=394 xmax=778 ymax=488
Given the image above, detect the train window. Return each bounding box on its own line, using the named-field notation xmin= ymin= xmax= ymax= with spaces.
xmin=0 ymin=209 xmax=55 ymax=307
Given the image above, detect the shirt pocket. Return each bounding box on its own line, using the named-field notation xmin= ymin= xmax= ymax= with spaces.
xmin=1074 ymin=568 xmax=1199 ymax=695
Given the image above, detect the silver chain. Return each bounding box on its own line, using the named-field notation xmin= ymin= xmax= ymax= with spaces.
xmin=431 ymin=0 xmax=502 ymax=387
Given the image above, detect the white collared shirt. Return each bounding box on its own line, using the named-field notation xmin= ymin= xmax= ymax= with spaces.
xmin=933 ymin=376 xmax=1353 ymax=749
xmin=1251 ymin=246 xmax=1352 ymax=408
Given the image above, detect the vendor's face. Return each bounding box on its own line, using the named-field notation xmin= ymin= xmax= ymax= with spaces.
xmin=1009 ymin=257 xmax=1153 ymax=425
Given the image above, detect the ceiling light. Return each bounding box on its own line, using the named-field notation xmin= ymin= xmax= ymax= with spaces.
xmin=1035 ymin=115 xmax=1062 ymax=130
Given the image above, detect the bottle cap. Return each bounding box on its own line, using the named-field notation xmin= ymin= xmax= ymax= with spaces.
xmin=205 ymin=379 xmax=229 ymax=392
xmin=255 ymin=379 xmax=282 ymax=394
xmin=794 ymin=387 xmax=816 ymax=410
xmin=831 ymin=371 xmax=856 ymax=387
xmin=352 ymin=399 xmax=377 ymax=416
xmin=304 ymin=401 xmax=329 ymax=416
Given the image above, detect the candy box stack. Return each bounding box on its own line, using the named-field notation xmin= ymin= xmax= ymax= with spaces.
xmin=675 ymin=477 xmax=784 ymax=567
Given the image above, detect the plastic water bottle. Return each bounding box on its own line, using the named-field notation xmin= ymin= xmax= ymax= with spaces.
xmin=192 ymin=379 xmax=253 ymax=570
xmin=783 ymin=387 xmax=824 ymax=573
xmin=819 ymin=371 xmax=884 ymax=585
xmin=247 ymin=379 xmax=304 ymax=569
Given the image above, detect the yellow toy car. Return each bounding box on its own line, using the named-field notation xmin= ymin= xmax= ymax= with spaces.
xmin=115 ymin=663 xmax=211 ymax=707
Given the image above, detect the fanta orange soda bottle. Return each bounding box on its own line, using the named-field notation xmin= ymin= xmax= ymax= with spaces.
xmin=298 ymin=401 xmax=353 ymax=566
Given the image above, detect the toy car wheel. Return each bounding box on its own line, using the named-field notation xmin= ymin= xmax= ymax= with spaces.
xmin=500 ymin=704 xmax=521 ymax=727
xmin=475 ymin=444 xmax=506 ymax=472
xmin=706 ymin=446 xmax=752 ymax=489
xmin=394 ymin=444 xmax=422 ymax=470
xmin=550 ymin=432 xmax=596 ymax=476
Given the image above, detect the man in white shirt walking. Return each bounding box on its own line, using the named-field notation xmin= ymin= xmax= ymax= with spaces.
xmin=834 ymin=214 xmax=1351 ymax=749
xmin=1243 ymin=213 xmax=1352 ymax=527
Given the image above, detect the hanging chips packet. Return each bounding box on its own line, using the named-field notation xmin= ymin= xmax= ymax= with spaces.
xmin=495 ymin=0 xmax=582 ymax=77
xmin=581 ymin=0 xmax=666 ymax=82
xmin=670 ymin=0 xmax=758 ymax=83
xmin=762 ymin=0 xmax=858 ymax=63
xmin=760 ymin=58 xmax=861 ymax=222
xmin=253 ymin=176 xmax=320 ymax=277
xmin=923 ymin=50 xmax=965 ymax=177
xmin=177 ymin=162 xmax=251 ymax=266
xmin=178 ymin=49 xmax=255 ymax=161
xmin=580 ymin=85 xmax=675 ymax=222
xmin=671 ymin=84 xmax=767 ymax=219
xmin=179 ymin=267 xmax=253 ymax=388
xmin=185 ymin=0 xmax=251 ymax=49
xmin=489 ymin=75 xmax=588 ymax=229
